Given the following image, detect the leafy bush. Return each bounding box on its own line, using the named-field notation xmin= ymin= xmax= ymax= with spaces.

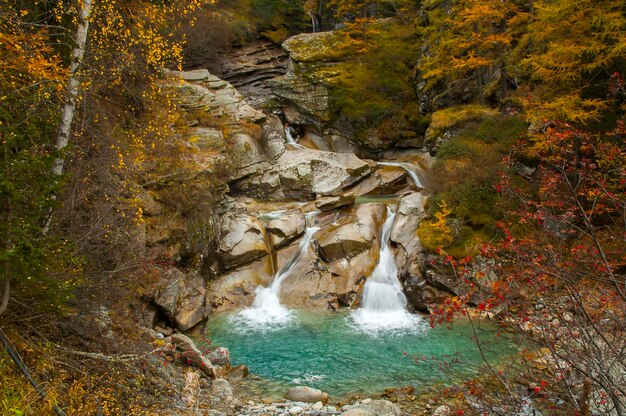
xmin=421 ymin=113 xmax=528 ymax=256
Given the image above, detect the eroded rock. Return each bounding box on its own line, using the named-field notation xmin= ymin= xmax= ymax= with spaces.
xmin=154 ymin=269 xmax=208 ymax=331
xmin=218 ymin=214 xmax=268 ymax=269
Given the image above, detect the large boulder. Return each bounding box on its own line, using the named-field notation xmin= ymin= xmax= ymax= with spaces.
xmin=163 ymin=68 xmax=265 ymax=123
xmin=210 ymin=378 xmax=235 ymax=403
xmin=278 ymin=149 xmax=371 ymax=198
xmin=230 ymin=148 xmax=372 ymax=200
xmin=345 ymin=166 xmax=408 ymax=197
xmin=315 ymin=195 xmax=355 ymax=212
xmin=317 ymin=203 xmax=385 ymax=262
xmin=207 ymin=256 xmax=273 ymax=310
xmin=391 ymin=192 xmax=428 ymax=273
xmin=218 ymin=214 xmax=268 ymax=269
xmin=284 ymin=386 xmax=328 ymax=403
xmin=266 ymin=211 xmax=306 ymax=248
xmin=154 ymin=269 xmax=208 ymax=331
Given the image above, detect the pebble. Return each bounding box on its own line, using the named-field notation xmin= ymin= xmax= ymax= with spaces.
xmin=289 ymin=406 xmax=304 ymax=415
xmin=312 ymin=402 xmax=323 ymax=410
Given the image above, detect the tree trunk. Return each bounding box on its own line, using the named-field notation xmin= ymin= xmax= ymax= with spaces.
xmin=0 ymin=277 xmax=9 ymax=316
xmin=43 ymin=0 xmax=93 ymax=235
xmin=51 ymin=0 xmax=93 ymax=176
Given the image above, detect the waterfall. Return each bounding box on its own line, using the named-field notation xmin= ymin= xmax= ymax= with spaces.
xmin=285 ymin=127 xmax=304 ymax=149
xmin=352 ymin=206 xmax=422 ymax=333
xmin=239 ymin=211 xmax=320 ymax=326
xmin=308 ymin=11 xmax=317 ymax=33
xmin=378 ymin=162 xmax=425 ymax=189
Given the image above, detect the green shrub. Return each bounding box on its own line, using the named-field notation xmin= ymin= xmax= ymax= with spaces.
xmin=425 ymin=113 xmax=528 ymax=257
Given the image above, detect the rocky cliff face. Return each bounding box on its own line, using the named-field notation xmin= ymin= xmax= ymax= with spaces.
xmin=140 ymin=65 xmax=460 ymax=334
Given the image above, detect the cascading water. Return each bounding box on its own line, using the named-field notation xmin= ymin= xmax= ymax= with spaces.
xmin=238 ymin=211 xmax=320 ymax=328
xmin=285 ymin=127 xmax=304 ymax=149
xmin=352 ymin=207 xmax=424 ymax=333
xmin=378 ymin=161 xmax=425 ymax=189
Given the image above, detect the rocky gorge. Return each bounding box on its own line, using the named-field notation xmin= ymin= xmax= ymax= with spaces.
xmin=116 ymin=29 xmax=513 ymax=416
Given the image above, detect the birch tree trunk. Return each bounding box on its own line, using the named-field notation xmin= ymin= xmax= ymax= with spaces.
xmin=43 ymin=0 xmax=93 ymax=234
xmin=52 ymin=0 xmax=93 ymax=176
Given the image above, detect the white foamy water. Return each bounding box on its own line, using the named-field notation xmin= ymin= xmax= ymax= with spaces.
xmin=285 ymin=127 xmax=305 ymax=149
xmin=237 ymin=212 xmax=320 ymax=329
xmin=352 ymin=207 xmax=424 ymax=334
xmin=378 ymin=161 xmax=425 ymax=189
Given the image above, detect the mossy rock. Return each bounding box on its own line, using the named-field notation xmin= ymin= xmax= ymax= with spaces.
xmin=283 ymin=31 xmax=349 ymax=63
xmin=425 ymin=105 xmax=499 ymax=143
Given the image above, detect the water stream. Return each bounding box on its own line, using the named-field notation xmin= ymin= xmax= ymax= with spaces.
xmin=285 ymin=127 xmax=305 ymax=149
xmin=351 ymin=207 xmax=422 ymax=333
xmin=238 ymin=211 xmax=320 ymax=327
xmin=378 ymin=161 xmax=425 ymax=189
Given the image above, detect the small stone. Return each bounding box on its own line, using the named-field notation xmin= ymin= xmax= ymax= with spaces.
xmin=312 ymin=402 xmax=323 ymax=410
xmin=284 ymin=386 xmax=328 ymax=403
xmin=432 ymin=405 xmax=452 ymax=416
xmin=289 ymin=406 xmax=304 ymax=415
xmin=361 ymin=398 xmax=372 ymax=404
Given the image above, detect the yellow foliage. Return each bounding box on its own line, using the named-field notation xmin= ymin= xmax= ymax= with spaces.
xmin=427 ymin=105 xmax=498 ymax=141
xmin=418 ymin=200 xmax=454 ymax=250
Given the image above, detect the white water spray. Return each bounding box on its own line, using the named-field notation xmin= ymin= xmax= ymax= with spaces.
xmin=239 ymin=211 xmax=320 ymax=327
xmin=285 ymin=127 xmax=304 ymax=149
xmin=378 ymin=162 xmax=425 ymax=189
xmin=352 ymin=207 xmax=423 ymax=333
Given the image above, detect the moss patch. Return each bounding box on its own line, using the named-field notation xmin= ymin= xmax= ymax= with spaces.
xmin=420 ymin=113 xmax=528 ymax=257
xmin=426 ymin=105 xmax=499 ymax=142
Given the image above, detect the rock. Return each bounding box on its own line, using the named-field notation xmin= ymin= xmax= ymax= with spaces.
xmin=164 ymin=68 xmax=212 ymax=82
xmin=312 ymin=401 xmax=324 ymax=410
xmin=425 ymin=105 xmax=498 ymax=145
xmin=391 ymin=192 xmax=428 ymax=251
xmin=206 ymin=257 xmax=273 ymax=311
xmin=226 ymin=365 xmax=249 ymax=380
xmin=341 ymin=410 xmax=376 ymax=416
xmin=344 ymin=400 xmax=401 ymax=416
xmin=403 ymin=274 xmax=449 ymax=313
xmin=282 ymin=31 xmax=349 ymax=63
xmin=154 ymin=269 xmax=208 ymax=331
xmin=390 ymin=192 xmax=428 ymax=274
xmin=185 ymin=127 xmax=225 ymax=151
xmin=211 ymin=378 xmax=234 ymax=403
xmin=136 ymin=190 xmax=163 ymax=216
xmin=317 ymin=204 xmax=385 ymax=262
xmin=218 ymin=214 xmax=268 ymax=269
xmin=166 ymin=334 xmax=216 ymax=377
xmin=259 ymin=115 xmax=287 ymax=161
xmin=330 ymin=252 xmax=375 ymax=307
xmin=216 ymin=40 xmax=288 ymax=107
xmin=163 ymin=70 xmax=265 ymax=123
xmin=284 ymin=386 xmax=329 ymax=403
xmin=278 ymin=149 xmax=371 ymax=198
xmin=206 ymin=347 xmax=230 ymax=366
xmin=231 ymin=148 xmax=372 ymax=200
xmin=345 ymin=166 xmax=408 ymax=197
xmin=315 ymin=195 xmax=355 ymax=212
xmin=266 ymin=211 xmax=306 ymax=248
xmin=432 ymin=405 xmax=452 ymax=416
xmin=289 ymin=406 xmax=304 ymax=415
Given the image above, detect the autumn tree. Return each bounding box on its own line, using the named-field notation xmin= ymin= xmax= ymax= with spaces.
xmin=0 ymin=1 xmax=76 ymax=317
xmin=519 ymin=0 xmax=626 ymax=124
xmin=419 ymin=0 xmax=527 ymax=104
